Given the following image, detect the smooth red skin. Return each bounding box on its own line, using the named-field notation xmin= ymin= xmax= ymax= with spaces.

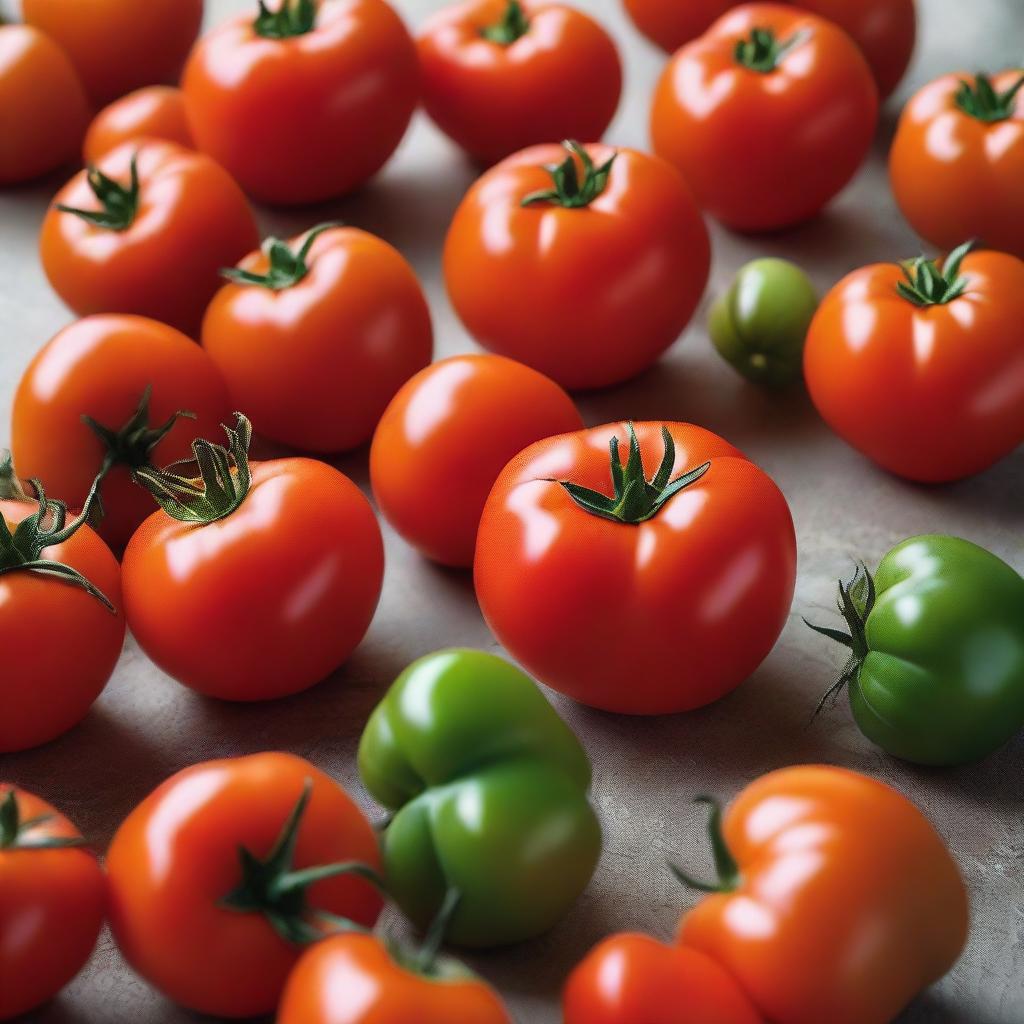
xmin=40 ymin=141 xmax=259 ymax=337
xmin=890 ymin=70 xmax=1024 ymax=259
xmin=122 ymin=458 xmax=384 ymax=701
xmin=563 ymin=933 xmax=763 ymax=1024
xmin=22 ymin=0 xmax=203 ymax=107
xmin=0 ymin=25 xmax=89 ymax=186
xmin=444 ymin=144 xmax=710 ymax=390
xmin=183 ymin=0 xmax=419 ymax=205
xmin=803 ymin=250 xmax=1024 ymax=482
xmin=417 ymin=0 xmax=622 ymax=165
xmin=11 ymin=314 xmax=233 ymax=553
xmin=279 ymin=933 xmax=512 ymax=1024
xmin=84 ymin=86 xmax=193 ymax=164
xmin=106 ymin=754 xmax=384 ymax=1019
xmin=474 ymin=421 xmax=796 ymax=714
xmin=202 ymin=227 xmax=433 ymax=453
xmin=370 ymin=354 xmax=583 ymax=567
xmin=650 ymin=4 xmax=878 ymax=232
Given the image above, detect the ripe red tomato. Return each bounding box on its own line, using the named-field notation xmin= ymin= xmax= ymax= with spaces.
xmin=84 ymin=86 xmax=193 ymax=164
xmin=202 ymin=224 xmax=433 ymax=453
xmin=11 ymin=314 xmax=232 ymax=553
xmin=804 ymin=244 xmax=1024 ymax=482
xmin=40 ymin=141 xmax=259 ymax=337
xmin=106 ymin=753 xmax=383 ymax=1018
xmin=444 ymin=141 xmax=710 ymax=389
xmin=370 ymin=354 xmax=583 ymax=567
xmin=182 ymin=0 xmax=418 ymax=205
xmin=475 ymin=421 xmax=796 ymax=714
xmin=417 ymin=0 xmax=622 ymax=165
xmin=651 ymin=4 xmax=878 ymax=231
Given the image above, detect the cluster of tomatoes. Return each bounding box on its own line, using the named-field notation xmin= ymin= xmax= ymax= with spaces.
xmin=1 ymin=0 xmax=1023 ymax=1021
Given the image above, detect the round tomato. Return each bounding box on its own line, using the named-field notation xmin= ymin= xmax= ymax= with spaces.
xmin=84 ymin=86 xmax=193 ymax=164
xmin=370 ymin=354 xmax=582 ymax=567
xmin=890 ymin=70 xmax=1024 ymax=259
xmin=122 ymin=415 xmax=384 ymax=701
xmin=474 ymin=421 xmax=796 ymax=714
xmin=11 ymin=314 xmax=232 ymax=553
xmin=182 ymin=0 xmax=418 ymax=205
xmin=202 ymin=224 xmax=433 ymax=453
xmin=804 ymin=243 xmax=1024 ymax=482
xmin=417 ymin=0 xmax=621 ymax=165
xmin=106 ymin=753 xmax=383 ymax=1018
xmin=651 ymin=4 xmax=878 ymax=231
xmin=444 ymin=141 xmax=710 ymax=389
xmin=22 ymin=0 xmax=202 ymax=107
xmin=622 ymin=0 xmax=729 ymax=54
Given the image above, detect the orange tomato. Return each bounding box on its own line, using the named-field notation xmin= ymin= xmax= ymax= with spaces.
xmin=370 ymin=354 xmax=582 ymax=567
xmin=83 ymin=86 xmax=193 ymax=164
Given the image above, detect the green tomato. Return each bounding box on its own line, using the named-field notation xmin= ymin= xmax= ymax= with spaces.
xmin=358 ymin=648 xmax=601 ymax=947
xmin=709 ymin=257 xmax=818 ymax=388
xmin=809 ymin=535 xmax=1024 ymax=766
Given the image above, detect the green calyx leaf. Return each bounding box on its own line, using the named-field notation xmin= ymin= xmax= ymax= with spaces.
xmin=254 ymin=0 xmax=317 ymax=38
xmin=0 ymin=790 xmax=87 ymax=852
xmin=521 ymin=140 xmax=616 ymax=209
xmin=896 ymin=239 xmax=974 ymax=307
xmin=0 ymin=451 xmax=30 ymax=502
xmin=56 ymin=154 xmax=140 ymax=231
xmin=734 ymin=26 xmax=810 ymax=73
xmin=387 ymin=888 xmax=466 ymax=980
xmin=221 ymin=222 xmax=340 ymax=291
xmin=556 ymin=423 xmax=711 ymax=525
xmin=668 ymin=797 xmax=742 ymax=894
xmin=955 ymin=71 xmax=1024 ymax=123
xmin=480 ymin=0 xmax=529 ymax=44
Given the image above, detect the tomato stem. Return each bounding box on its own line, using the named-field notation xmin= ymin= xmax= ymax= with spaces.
xmin=221 ymin=222 xmax=340 ymax=291
xmin=895 ymin=239 xmax=974 ymax=307
xmin=254 ymin=0 xmax=317 ymax=38
xmin=0 ymin=452 xmax=30 ymax=503
xmin=56 ymin=154 xmax=140 ymax=231
xmin=480 ymin=0 xmax=530 ymax=45
xmin=955 ymin=71 xmax=1024 ymax=123
xmin=668 ymin=797 xmax=741 ymax=894
xmin=734 ymin=26 xmax=810 ymax=74
xmin=0 ymin=791 xmax=89 ymax=851
xmin=521 ymin=140 xmax=616 ymax=209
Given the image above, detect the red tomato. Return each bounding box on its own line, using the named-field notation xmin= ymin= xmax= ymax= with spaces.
xmin=107 ymin=753 xmax=384 ymax=1018
xmin=651 ymin=4 xmax=878 ymax=231
xmin=417 ymin=0 xmax=622 ymax=165
xmin=370 ymin=354 xmax=582 ymax=567
xmin=475 ymin=421 xmax=796 ymax=714
xmin=622 ymin=0 xmax=730 ymax=54
xmin=83 ymin=86 xmax=193 ymax=164
xmin=11 ymin=314 xmax=232 ymax=553
xmin=182 ymin=0 xmax=418 ymax=205
xmin=40 ymin=141 xmax=259 ymax=337
xmin=804 ymin=244 xmax=1024 ymax=482
xmin=202 ymin=224 xmax=433 ymax=453
xmin=444 ymin=141 xmax=710 ymax=389
xmin=122 ymin=415 xmax=384 ymax=701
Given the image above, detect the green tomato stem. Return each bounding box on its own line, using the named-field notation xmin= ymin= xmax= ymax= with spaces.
xmin=668 ymin=797 xmax=741 ymax=894
xmin=221 ymin=222 xmax=340 ymax=291
xmin=955 ymin=71 xmax=1024 ymax=123
xmin=0 ymin=791 xmax=87 ymax=851
xmin=254 ymin=0 xmax=317 ymax=38
xmin=896 ymin=240 xmax=974 ymax=307
xmin=734 ymin=26 xmax=810 ymax=74
xmin=521 ymin=140 xmax=616 ymax=209
xmin=56 ymin=154 xmax=140 ymax=231
xmin=480 ymin=0 xmax=529 ymax=45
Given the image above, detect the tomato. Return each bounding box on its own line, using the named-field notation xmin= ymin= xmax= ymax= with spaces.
xmin=22 ymin=0 xmax=202 ymax=107
xmin=370 ymin=354 xmax=582 ymax=567
xmin=202 ymin=224 xmax=433 ymax=453
xmin=11 ymin=314 xmax=232 ymax=553
xmin=40 ymin=140 xmax=259 ymax=337
xmin=0 ymin=787 xmax=106 ymax=1020
xmin=672 ymin=766 xmax=969 ymax=1024
xmin=803 ymin=243 xmax=1024 ymax=482
xmin=0 ymin=455 xmax=124 ymax=752
xmin=651 ymin=4 xmax=878 ymax=231
xmin=622 ymin=0 xmax=729 ymax=54
xmin=417 ymin=0 xmax=621 ymax=165
xmin=122 ymin=414 xmax=383 ymax=701
xmin=890 ymin=70 xmax=1024 ymax=259
xmin=807 ymin=536 xmax=1024 ymax=765
xmin=83 ymin=86 xmax=193 ymax=164
xmin=563 ymin=933 xmax=763 ymax=1024
xmin=475 ymin=422 xmax=796 ymax=714
xmin=106 ymin=752 xmax=383 ymax=1018
xmin=182 ymin=0 xmax=418 ymax=205
xmin=444 ymin=141 xmax=710 ymax=389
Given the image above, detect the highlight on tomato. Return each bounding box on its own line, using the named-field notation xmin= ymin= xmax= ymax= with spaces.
xmin=202 ymin=223 xmax=433 ymax=453
xmin=803 ymin=242 xmax=1024 ymax=482
xmin=475 ymin=422 xmax=796 ymax=714
xmin=417 ymin=0 xmax=622 ymax=165
xmin=444 ymin=140 xmax=710 ymax=389
xmin=84 ymin=86 xmax=194 ymax=164
xmin=106 ymin=753 xmax=384 ymax=1018
xmin=182 ymin=0 xmax=419 ymax=205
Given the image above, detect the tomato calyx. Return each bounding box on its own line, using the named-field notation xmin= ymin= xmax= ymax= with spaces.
xmin=386 ymin=889 xmax=475 ymax=982
xmin=0 ymin=790 xmax=87 ymax=852
xmin=254 ymin=0 xmax=316 ymax=39
xmin=896 ymin=239 xmax=973 ymax=307
xmin=668 ymin=797 xmax=742 ymax=894
xmin=480 ymin=0 xmax=530 ymax=45
xmin=955 ymin=71 xmax=1024 ymax=123
xmin=521 ymin=140 xmax=616 ymax=209
xmin=734 ymin=26 xmax=811 ymax=74
xmin=56 ymin=154 xmax=140 ymax=232
xmin=222 ymin=222 xmax=339 ymax=291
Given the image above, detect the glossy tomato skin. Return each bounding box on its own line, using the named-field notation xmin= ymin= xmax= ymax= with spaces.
xmin=11 ymin=315 xmax=232 ymax=553
xmin=803 ymin=250 xmax=1024 ymax=482
xmin=106 ymin=753 xmax=383 ymax=1018
xmin=122 ymin=459 xmax=384 ymax=701
xmin=40 ymin=141 xmax=259 ymax=337
xmin=444 ymin=144 xmax=710 ymax=389
xmin=84 ymin=86 xmax=193 ymax=164
xmin=202 ymin=226 xmax=433 ymax=453
xmin=418 ymin=0 xmax=621 ymax=165
xmin=651 ymin=4 xmax=878 ymax=231
xmin=370 ymin=354 xmax=582 ymax=567
xmin=183 ymin=0 xmax=418 ymax=205
xmin=622 ymin=0 xmax=729 ymax=53
xmin=0 ymin=25 xmax=89 ymax=187
xmin=0 ymin=787 xmax=106 ymax=1020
